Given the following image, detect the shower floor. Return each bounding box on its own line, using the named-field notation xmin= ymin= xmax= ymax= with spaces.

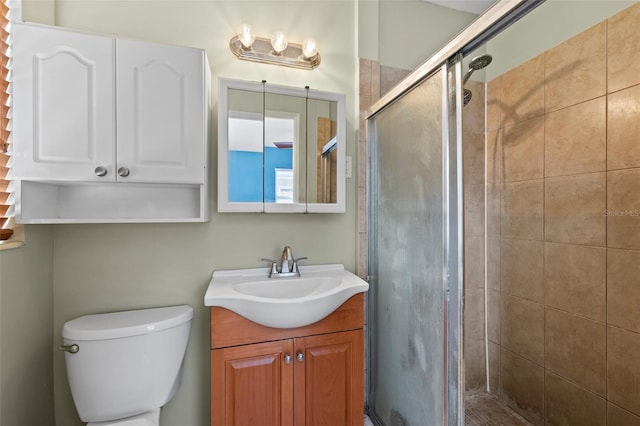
xmin=365 ymin=393 xmax=532 ymax=425
xmin=465 ymin=392 xmax=533 ymax=426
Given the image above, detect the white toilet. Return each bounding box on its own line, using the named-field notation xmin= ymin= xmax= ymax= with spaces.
xmin=61 ymin=305 xmax=193 ymax=426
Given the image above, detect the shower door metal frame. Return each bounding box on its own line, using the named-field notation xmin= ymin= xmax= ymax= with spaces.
xmin=445 ymin=56 xmax=464 ymax=426
xmin=366 ymin=62 xmax=453 ymax=426
xmin=365 ymin=0 xmax=545 ymax=424
xmin=364 ymin=57 xmax=463 ymax=426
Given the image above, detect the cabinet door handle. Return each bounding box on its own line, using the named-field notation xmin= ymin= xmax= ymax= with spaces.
xmin=296 ymin=352 xmax=304 ymax=362
xmin=284 ymin=354 xmax=292 ymax=364
xmin=117 ymin=167 xmax=130 ymax=177
xmin=94 ymin=166 xmax=108 ymax=177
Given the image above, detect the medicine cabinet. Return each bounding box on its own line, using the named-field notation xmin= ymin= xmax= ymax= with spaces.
xmin=218 ymin=78 xmax=345 ymax=213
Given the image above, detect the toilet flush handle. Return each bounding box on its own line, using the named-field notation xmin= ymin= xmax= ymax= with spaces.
xmin=58 ymin=344 xmax=79 ymax=354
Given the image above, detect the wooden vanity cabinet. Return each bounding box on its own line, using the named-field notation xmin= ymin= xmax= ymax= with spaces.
xmin=211 ymin=339 xmax=294 ymax=426
xmin=210 ymin=294 xmax=364 ymax=426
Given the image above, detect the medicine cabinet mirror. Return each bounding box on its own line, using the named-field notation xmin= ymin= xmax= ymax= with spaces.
xmin=218 ymin=78 xmax=346 ymax=213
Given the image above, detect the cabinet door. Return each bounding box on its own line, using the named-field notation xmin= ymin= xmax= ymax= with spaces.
xmin=211 ymin=340 xmax=294 ymax=426
xmin=116 ymin=39 xmax=207 ymax=184
xmin=12 ymin=23 xmax=116 ymax=181
xmin=294 ymin=330 xmax=364 ymax=426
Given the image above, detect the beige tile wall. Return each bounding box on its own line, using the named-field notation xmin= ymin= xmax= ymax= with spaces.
xmin=487 ymin=3 xmax=640 ymax=424
xmin=357 ymin=58 xmax=380 ymax=280
xmin=462 ymin=80 xmax=488 ymax=391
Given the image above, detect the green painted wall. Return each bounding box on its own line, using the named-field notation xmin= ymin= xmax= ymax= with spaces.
xmin=359 ymin=0 xmax=379 ymax=61
xmin=0 ymin=225 xmax=54 ymax=426
xmin=378 ymin=0 xmax=476 ymax=71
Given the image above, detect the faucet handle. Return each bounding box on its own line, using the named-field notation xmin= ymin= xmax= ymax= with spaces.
xmin=261 ymin=258 xmax=279 ymax=275
xmin=292 ymin=257 xmax=308 ymax=274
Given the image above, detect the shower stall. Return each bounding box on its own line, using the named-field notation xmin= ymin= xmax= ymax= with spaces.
xmin=364 ymin=0 xmax=640 ymax=424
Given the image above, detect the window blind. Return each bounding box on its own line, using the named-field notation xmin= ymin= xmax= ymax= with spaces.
xmin=0 ymin=0 xmax=12 ymax=241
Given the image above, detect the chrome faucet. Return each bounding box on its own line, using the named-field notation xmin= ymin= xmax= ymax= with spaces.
xmin=261 ymin=245 xmax=307 ymax=278
xmin=281 ymin=245 xmax=293 ymax=273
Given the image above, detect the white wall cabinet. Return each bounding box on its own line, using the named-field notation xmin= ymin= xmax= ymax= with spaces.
xmin=116 ymin=38 xmax=207 ymax=184
xmin=12 ymin=23 xmax=115 ymax=182
xmin=12 ymin=22 xmax=210 ymax=223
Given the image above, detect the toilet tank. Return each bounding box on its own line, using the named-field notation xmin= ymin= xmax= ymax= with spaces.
xmin=61 ymin=305 xmax=193 ymax=423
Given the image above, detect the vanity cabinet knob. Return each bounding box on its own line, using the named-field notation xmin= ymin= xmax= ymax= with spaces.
xmin=94 ymin=166 xmax=108 ymax=177
xmin=284 ymin=354 xmax=292 ymax=364
xmin=117 ymin=167 xmax=131 ymax=177
xmin=296 ymin=352 xmax=304 ymax=362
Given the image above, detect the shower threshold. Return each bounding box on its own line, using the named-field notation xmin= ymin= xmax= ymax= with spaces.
xmin=465 ymin=392 xmax=533 ymax=425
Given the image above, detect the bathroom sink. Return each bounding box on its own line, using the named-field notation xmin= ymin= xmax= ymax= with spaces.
xmin=204 ymin=264 xmax=369 ymax=328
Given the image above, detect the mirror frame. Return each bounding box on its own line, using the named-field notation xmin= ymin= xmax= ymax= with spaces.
xmin=218 ymin=78 xmax=346 ymax=213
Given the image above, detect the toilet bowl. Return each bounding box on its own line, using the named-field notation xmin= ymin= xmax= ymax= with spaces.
xmin=87 ymin=408 xmax=159 ymax=426
xmin=61 ymin=305 xmax=193 ymax=426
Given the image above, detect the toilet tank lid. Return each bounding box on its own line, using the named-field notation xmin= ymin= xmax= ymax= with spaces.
xmin=62 ymin=305 xmax=193 ymax=341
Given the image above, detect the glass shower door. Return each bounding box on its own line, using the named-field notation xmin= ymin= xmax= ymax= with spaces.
xmin=367 ymin=61 xmax=463 ymax=425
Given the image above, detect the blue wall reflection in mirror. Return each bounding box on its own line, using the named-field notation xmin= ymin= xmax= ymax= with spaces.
xmin=228 ymin=114 xmax=295 ymax=203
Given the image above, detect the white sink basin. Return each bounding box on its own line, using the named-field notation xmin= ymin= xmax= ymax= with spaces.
xmin=204 ymin=264 xmax=369 ymax=328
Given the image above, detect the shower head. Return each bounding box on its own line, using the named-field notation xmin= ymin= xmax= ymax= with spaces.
xmin=463 ymin=89 xmax=472 ymax=106
xmin=469 ymin=54 xmax=493 ymax=71
xmin=461 ymin=54 xmax=493 ymax=107
xmin=462 ymin=54 xmax=493 ymax=84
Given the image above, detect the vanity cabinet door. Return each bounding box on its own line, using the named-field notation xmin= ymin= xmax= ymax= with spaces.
xmin=294 ymin=329 xmax=364 ymax=426
xmin=211 ymin=339 xmax=294 ymax=426
xmin=116 ymin=39 xmax=207 ymax=184
xmin=12 ymin=23 xmax=116 ymax=181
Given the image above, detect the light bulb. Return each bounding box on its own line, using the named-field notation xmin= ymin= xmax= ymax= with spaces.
xmin=237 ymin=24 xmax=255 ymax=49
xmin=270 ymin=31 xmax=288 ymax=54
xmin=301 ymin=38 xmax=318 ymax=59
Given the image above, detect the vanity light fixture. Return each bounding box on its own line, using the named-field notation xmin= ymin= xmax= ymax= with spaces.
xmin=229 ymin=24 xmax=321 ymax=70
xmin=237 ymin=24 xmax=255 ymax=50
xmin=270 ymin=31 xmax=288 ymax=55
